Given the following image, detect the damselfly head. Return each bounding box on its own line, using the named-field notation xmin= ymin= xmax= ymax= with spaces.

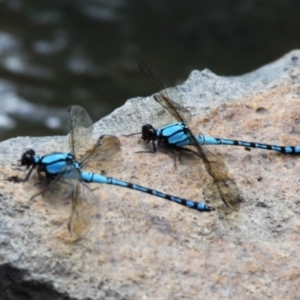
xmin=141 ymin=124 xmax=157 ymax=142
xmin=20 ymin=149 xmax=36 ymax=168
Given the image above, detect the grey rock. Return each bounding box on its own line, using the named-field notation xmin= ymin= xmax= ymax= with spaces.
xmin=1 ymin=50 xmax=300 ymax=299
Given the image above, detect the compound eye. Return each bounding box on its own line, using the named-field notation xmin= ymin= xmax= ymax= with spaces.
xmin=142 ymin=124 xmax=156 ymax=141
xmin=20 ymin=149 xmax=35 ymax=167
xmin=27 ymin=149 xmax=35 ymax=156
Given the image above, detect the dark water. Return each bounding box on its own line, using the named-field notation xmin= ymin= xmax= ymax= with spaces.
xmin=0 ymin=0 xmax=300 ymax=141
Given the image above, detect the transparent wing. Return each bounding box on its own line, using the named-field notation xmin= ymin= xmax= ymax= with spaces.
xmin=42 ymin=162 xmax=80 ymax=207
xmin=190 ymin=134 xmax=241 ymax=211
xmin=68 ymin=105 xmax=121 ymax=165
xmin=139 ymin=61 xmax=241 ymax=211
xmin=68 ymin=182 xmax=98 ymax=240
xmin=81 ymin=134 xmax=121 ymax=167
xmin=67 ymin=105 xmax=93 ymax=157
xmin=42 ymin=160 xmax=98 ymax=239
xmin=138 ymin=61 xmax=191 ymax=123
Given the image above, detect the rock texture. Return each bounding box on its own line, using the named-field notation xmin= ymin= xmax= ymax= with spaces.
xmin=1 ymin=51 xmax=300 ymax=299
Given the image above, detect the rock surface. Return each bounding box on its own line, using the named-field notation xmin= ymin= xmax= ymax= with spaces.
xmin=1 ymin=51 xmax=300 ymax=299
